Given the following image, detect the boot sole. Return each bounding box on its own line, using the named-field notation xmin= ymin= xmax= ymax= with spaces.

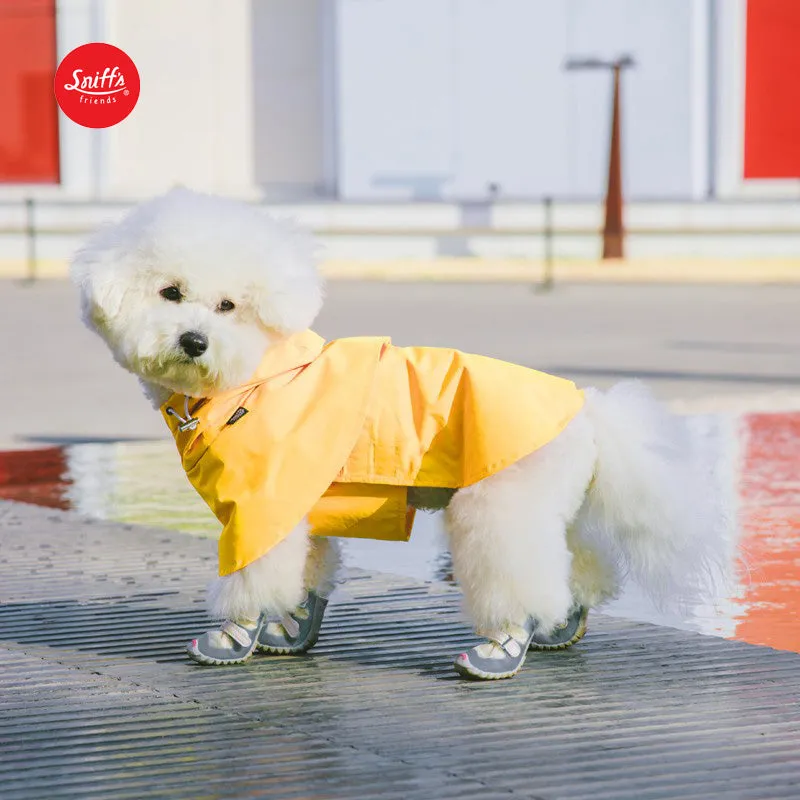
xmin=256 ymin=628 xmax=321 ymax=656
xmin=186 ymin=642 xmax=257 ymax=666
xmin=453 ymin=657 xmax=526 ymax=681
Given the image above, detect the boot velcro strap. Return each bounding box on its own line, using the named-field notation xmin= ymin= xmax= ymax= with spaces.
xmin=486 ymin=632 xmax=522 ymax=658
xmin=221 ymin=620 xmax=253 ymax=648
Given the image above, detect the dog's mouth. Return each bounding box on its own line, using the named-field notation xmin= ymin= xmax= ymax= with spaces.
xmin=132 ymin=352 xmax=218 ymax=394
xmin=176 ymin=354 xmax=202 ymax=365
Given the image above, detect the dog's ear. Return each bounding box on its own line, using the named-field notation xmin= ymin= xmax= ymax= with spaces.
xmin=247 ymin=222 xmax=325 ymax=334
xmin=70 ymin=242 xmax=128 ymax=336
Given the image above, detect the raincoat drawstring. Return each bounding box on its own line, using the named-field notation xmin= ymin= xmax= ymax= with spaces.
xmin=165 ymin=396 xmax=199 ymax=432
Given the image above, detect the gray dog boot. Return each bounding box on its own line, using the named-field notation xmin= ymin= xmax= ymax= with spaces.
xmin=186 ymin=616 xmax=265 ymax=665
xmin=257 ymin=591 xmax=328 ymax=655
xmin=454 ymin=618 xmax=537 ymax=680
xmin=529 ymin=605 xmax=589 ymax=651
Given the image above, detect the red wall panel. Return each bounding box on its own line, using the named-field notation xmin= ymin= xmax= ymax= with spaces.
xmin=0 ymin=0 xmax=59 ymax=183
xmin=744 ymin=0 xmax=800 ymax=179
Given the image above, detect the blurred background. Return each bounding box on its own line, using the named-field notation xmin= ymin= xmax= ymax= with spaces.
xmin=0 ymin=0 xmax=799 ymax=652
xmin=2 ymin=0 xmax=800 ymax=270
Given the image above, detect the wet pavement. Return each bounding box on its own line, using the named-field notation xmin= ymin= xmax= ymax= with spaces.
xmin=2 ymin=500 xmax=800 ymax=800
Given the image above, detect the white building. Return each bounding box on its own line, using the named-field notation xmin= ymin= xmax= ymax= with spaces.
xmin=2 ymin=0 xmax=799 ymax=203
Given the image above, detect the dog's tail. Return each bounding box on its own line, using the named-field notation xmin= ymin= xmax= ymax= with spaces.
xmin=580 ymin=381 xmax=737 ymax=609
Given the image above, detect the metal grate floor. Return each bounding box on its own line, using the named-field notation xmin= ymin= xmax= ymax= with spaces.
xmin=2 ymin=500 xmax=800 ymax=800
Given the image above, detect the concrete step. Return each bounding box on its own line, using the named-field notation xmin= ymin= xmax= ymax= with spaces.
xmin=2 ymin=198 xmax=800 ymax=262
xmin=4 ymin=197 xmax=800 ymax=230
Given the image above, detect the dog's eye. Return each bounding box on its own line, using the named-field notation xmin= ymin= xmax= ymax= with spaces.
xmin=160 ymin=286 xmax=183 ymax=303
xmin=217 ymin=299 xmax=235 ymax=313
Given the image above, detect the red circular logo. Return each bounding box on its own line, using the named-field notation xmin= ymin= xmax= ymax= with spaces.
xmin=54 ymin=43 xmax=140 ymax=129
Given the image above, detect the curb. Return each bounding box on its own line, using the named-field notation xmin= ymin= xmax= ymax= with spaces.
xmin=2 ymin=257 xmax=800 ymax=283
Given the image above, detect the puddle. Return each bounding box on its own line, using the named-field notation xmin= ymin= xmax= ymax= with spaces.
xmin=1 ymin=410 xmax=799 ymax=654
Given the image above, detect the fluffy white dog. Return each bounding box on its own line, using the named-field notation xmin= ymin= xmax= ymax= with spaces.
xmin=71 ymin=188 xmax=730 ymax=680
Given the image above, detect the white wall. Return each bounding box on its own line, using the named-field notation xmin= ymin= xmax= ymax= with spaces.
xmin=251 ymin=0 xmax=327 ymax=197
xmin=102 ymin=0 xmax=258 ymax=199
xmin=335 ymin=0 xmax=711 ymax=201
xmin=10 ymin=0 xmax=331 ymax=201
xmin=564 ymin=0 xmax=706 ymax=199
xmin=64 ymin=0 xmax=329 ymax=200
xmin=336 ymin=0 xmax=456 ymax=200
xmin=449 ymin=1 xmax=569 ymax=200
xmin=52 ymin=0 xmax=100 ymax=199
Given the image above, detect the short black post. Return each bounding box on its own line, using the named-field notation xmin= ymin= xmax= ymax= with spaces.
xmin=537 ymin=195 xmax=555 ymax=292
xmin=25 ymin=198 xmax=36 ymax=283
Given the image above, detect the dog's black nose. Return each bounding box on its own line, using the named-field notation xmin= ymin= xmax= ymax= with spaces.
xmin=178 ymin=331 xmax=208 ymax=358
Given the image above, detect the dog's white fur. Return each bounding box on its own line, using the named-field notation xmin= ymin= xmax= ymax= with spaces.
xmin=72 ymin=188 xmax=731 ymax=637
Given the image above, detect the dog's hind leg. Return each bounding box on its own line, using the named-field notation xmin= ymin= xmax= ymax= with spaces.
xmin=446 ymin=412 xmax=597 ymax=679
xmin=566 ymin=503 xmax=623 ymax=610
xmin=303 ymin=535 xmax=342 ymax=597
xmin=446 ymin=411 xmax=597 ymax=634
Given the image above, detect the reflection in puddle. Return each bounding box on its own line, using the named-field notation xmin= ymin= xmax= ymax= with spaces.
xmin=735 ymin=413 xmax=800 ymax=652
xmin=1 ymin=410 xmax=798 ymax=653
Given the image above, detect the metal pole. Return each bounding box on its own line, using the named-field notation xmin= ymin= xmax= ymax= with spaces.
xmin=25 ymin=198 xmax=36 ymax=283
xmin=564 ymin=55 xmax=634 ymax=261
xmin=602 ymin=65 xmax=624 ymax=259
xmin=540 ymin=195 xmax=554 ymax=292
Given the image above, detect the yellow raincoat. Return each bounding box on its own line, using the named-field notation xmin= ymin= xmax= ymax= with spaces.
xmin=161 ymin=330 xmax=584 ymax=576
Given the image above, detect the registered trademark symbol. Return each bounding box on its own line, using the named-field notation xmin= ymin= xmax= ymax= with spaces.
xmin=124 ymin=89 xmax=130 ymax=96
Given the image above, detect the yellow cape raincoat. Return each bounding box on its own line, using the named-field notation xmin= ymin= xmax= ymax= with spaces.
xmin=162 ymin=330 xmax=584 ymax=576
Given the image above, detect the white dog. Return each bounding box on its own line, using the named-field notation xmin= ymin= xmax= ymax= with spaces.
xmin=71 ymin=188 xmax=730 ymax=680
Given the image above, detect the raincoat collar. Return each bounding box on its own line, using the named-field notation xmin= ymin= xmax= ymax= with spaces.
xmin=238 ymin=329 xmax=327 ymax=390
xmin=162 ymin=328 xmax=327 ymax=413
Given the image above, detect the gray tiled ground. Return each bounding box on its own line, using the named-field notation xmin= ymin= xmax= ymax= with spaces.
xmin=2 ymin=500 xmax=800 ymax=800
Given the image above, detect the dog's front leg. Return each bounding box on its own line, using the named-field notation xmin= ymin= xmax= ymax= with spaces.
xmin=256 ymin=534 xmax=342 ymax=656
xmin=207 ymin=521 xmax=311 ymax=621
xmin=186 ymin=521 xmax=311 ymax=665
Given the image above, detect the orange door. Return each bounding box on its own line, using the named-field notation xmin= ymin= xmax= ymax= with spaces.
xmin=0 ymin=0 xmax=60 ymax=183
xmin=744 ymin=0 xmax=800 ymax=178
